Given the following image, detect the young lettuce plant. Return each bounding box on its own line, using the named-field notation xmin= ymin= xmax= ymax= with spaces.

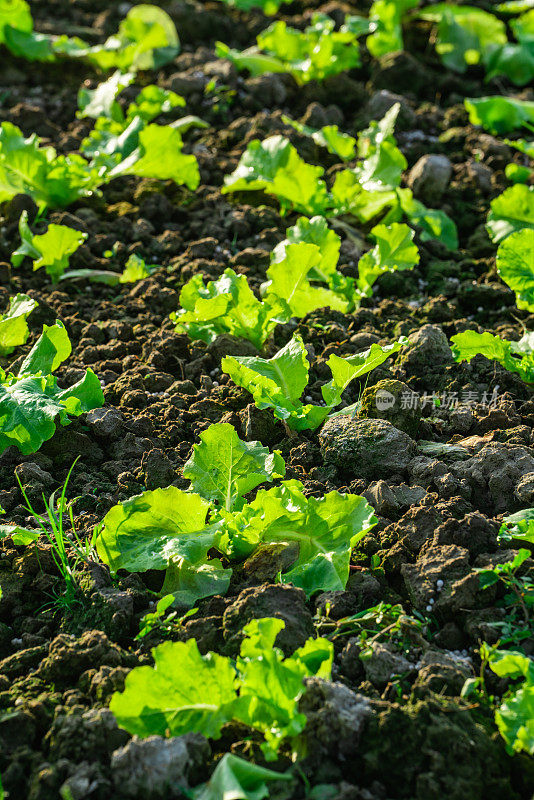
xmin=486 ymin=185 xmax=534 ymax=244
xmin=500 ymin=508 xmax=534 ymax=546
xmin=11 ymin=211 xmax=87 ymax=282
xmin=366 ymin=0 xmax=419 ymax=57
xmin=464 ymin=95 xmax=534 ymax=135
xmin=0 ymin=294 xmax=37 ymax=356
xmin=451 ymin=329 xmax=534 ymax=383
xmin=223 ymin=106 xmax=458 ymax=249
xmin=282 ymin=115 xmax=357 ymax=162
xmin=0 ymin=321 xmax=104 ymax=454
xmin=96 ymin=422 xmax=377 ymax=604
xmin=216 ymin=13 xmax=365 ymax=86
xmin=221 ymin=332 xmax=407 ymax=431
xmin=496 ymin=228 xmax=534 ymax=311
xmin=2 ymin=2 xmax=180 ymax=72
xmin=484 ymin=646 xmax=534 ymax=756
xmin=109 ymin=617 xmax=333 ymax=760
xmin=61 ymin=253 xmax=157 ymax=287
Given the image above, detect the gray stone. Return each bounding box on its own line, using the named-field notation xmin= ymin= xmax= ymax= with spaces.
xmin=85 ymin=408 xmax=124 ymax=440
xmin=358 ymin=379 xmax=422 ymax=436
xmin=397 ymin=324 xmax=453 ymax=373
xmin=111 ymin=733 xmax=209 ymax=798
xmin=407 ymin=154 xmax=453 ymax=206
xmin=319 ymin=417 xmax=416 ymax=479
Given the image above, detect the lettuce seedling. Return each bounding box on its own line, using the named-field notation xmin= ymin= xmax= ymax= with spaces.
xmin=60 ymin=253 xmax=157 ymax=286
xmin=486 ymin=646 xmax=534 ymax=755
xmin=418 ymin=5 xmax=507 ymax=73
xmin=110 ymin=617 xmax=333 ymax=759
xmin=220 ymin=479 xmax=377 ymax=596
xmin=182 ymin=422 xmax=285 ymax=512
xmin=11 ymin=211 xmax=88 ymax=282
xmin=451 ymin=329 xmax=534 ymax=383
xmin=3 ymin=3 xmax=180 ymax=72
xmin=216 ymin=13 xmax=364 ymax=85
xmin=0 ymin=294 xmax=37 ymax=357
xmin=367 ymin=0 xmax=419 ymax=57
xmin=222 ymin=135 xmax=329 ymax=215
xmin=96 ymin=487 xmax=231 ymax=607
xmin=223 ymin=107 xmax=458 ymax=248
xmin=0 ymin=321 xmax=104 ymax=454
xmin=500 ymin=509 xmax=534 ymax=545
xmin=464 ymin=96 xmax=534 ymax=135
xmin=282 ymin=115 xmax=357 ymax=161
xmin=0 ymin=122 xmax=99 ymax=210
xmin=97 ymin=422 xmax=377 ymax=602
xmin=496 ymin=228 xmax=534 ymax=311
xmin=486 ymin=185 xmax=534 ymax=244
xmin=222 ymin=332 xmax=407 ymax=430
xmin=171 ymin=267 xmax=284 ymax=349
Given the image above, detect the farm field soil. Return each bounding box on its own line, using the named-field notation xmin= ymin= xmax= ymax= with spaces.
xmin=0 ymin=1 xmax=533 ymax=799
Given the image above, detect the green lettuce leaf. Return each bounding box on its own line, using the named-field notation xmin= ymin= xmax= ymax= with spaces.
xmin=499 ymin=508 xmax=534 ymax=545
xmin=110 ymin=637 xmax=237 ymax=738
xmin=282 ymin=115 xmax=356 ymax=161
xmin=110 ymin=617 xmax=332 ymax=759
xmin=125 ymin=85 xmax=185 ymax=123
xmin=77 ymin=70 xmax=135 ymax=121
xmin=488 ymin=648 xmax=534 ymax=756
xmin=0 ymin=294 xmax=37 ymax=357
xmin=12 ymin=210 xmax=88 ymax=282
xmin=398 ymin=188 xmax=459 ymax=250
xmin=222 ymin=135 xmax=328 ymax=215
xmin=171 ymin=268 xmax=282 ymax=349
xmin=264 ymin=242 xmax=351 ymax=316
xmin=193 ymin=754 xmax=292 ymax=800
xmin=96 ymin=484 xmax=230 ymax=606
xmin=0 ymin=321 xmax=104 ymax=454
xmin=221 ymin=333 xmax=326 ymax=431
xmin=321 ymin=338 xmax=408 ymax=408
xmin=223 ymin=480 xmax=376 ymax=597
xmin=0 ymin=524 xmax=40 ymax=545
xmin=451 ymin=329 xmax=534 ymax=383
xmin=56 ymin=5 xmax=180 ymax=72
xmin=232 ymin=617 xmax=333 ymax=758
xmin=223 ymin=333 xmax=406 ymax=430
xmin=367 ymin=0 xmax=419 ymax=58
xmin=486 ymin=184 xmax=534 ymax=243
xmin=217 ymin=14 xmax=362 ymax=86
xmin=269 ymin=216 xmax=355 ymax=305
xmin=356 ymin=222 xmax=419 ymax=298
xmin=182 ymin=422 xmax=285 ymax=512
xmin=464 ymin=95 xmax=534 ymax=135
xmin=419 ymin=5 xmax=507 ymax=73
xmin=110 ymin=124 xmax=199 ymax=190
xmin=484 ymin=41 xmax=534 ymax=86
xmin=96 ymin=485 xmax=219 ymax=569
xmin=0 ymin=122 xmax=98 ymax=210
xmin=353 ymin=104 xmax=406 ymax=191
xmin=496 ymin=228 xmax=534 ymax=311
xmin=0 ymin=0 xmax=31 ymax=41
